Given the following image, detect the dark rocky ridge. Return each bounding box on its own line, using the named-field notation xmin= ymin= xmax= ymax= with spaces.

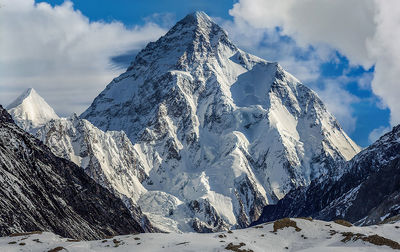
xmin=0 ymin=105 xmax=14 ymax=124
xmin=0 ymin=106 xmax=145 ymax=240
xmin=253 ymin=125 xmax=400 ymax=226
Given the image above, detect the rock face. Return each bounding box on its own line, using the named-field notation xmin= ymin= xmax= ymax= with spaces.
xmin=34 ymin=114 xmax=156 ymax=232
xmin=6 ymin=88 xmax=59 ymax=132
xmin=81 ymin=12 xmax=360 ymax=232
xmin=0 ymin=105 xmax=145 ymax=240
xmin=253 ymin=125 xmax=400 ymax=226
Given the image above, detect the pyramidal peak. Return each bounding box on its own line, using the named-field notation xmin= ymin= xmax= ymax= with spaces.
xmin=125 ymin=11 xmax=232 ymax=73
xmin=167 ymin=11 xmax=219 ymax=36
xmin=81 ymin=11 xmax=360 ymax=232
xmin=179 ymin=11 xmax=215 ymax=30
xmin=7 ymin=88 xmax=59 ymax=132
xmin=6 ymin=87 xmax=36 ymax=110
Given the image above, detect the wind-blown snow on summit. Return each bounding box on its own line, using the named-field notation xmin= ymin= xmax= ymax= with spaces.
xmin=6 ymin=88 xmax=59 ymax=132
xmin=81 ymin=12 xmax=360 ymax=232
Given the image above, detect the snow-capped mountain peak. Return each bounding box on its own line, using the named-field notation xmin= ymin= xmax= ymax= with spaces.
xmin=80 ymin=12 xmax=361 ymax=232
xmin=176 ymin=11 xmax=215 ymax=30
xmin=6 ymin=88 xmax=59 ymax=132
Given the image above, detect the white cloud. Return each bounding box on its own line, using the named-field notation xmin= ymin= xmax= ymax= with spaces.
xmin=355 ymin=72 xmax=374 ymax=90
xmin=229 ymin=0 xmax=400 ymax=126
xmin=367 ymin=1 xmax=400 ymax=125
xmin=229 ymin=0 xmax=376 ymax=67
xmin=0 ymin=0 xmax=166 ymax=116
xmin=220 ymin=18 xmax=332 ymax=83
xmin=314 ymin=79 xmax=360 ymax=133
xmin=368 ymin=126 xmax=391 ymax=143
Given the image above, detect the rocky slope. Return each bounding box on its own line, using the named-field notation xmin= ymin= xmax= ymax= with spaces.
xmin=6 ymin=88 xmax=59 ymax=132
xmin=0 ymin=105 xmax=146 ymax=240
xmin=254 ymin=125 xmax=400 ymax=226
xmin=81 ymin=12 xmax=360 ymax=232
xmin=34 ymin=114 xmax=156 ymax=232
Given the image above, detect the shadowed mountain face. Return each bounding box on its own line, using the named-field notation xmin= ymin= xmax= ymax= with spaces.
xmin=80 ymin=12 xmax=360 ymax=231
xmin=253 ymin=125 xmax=400 ymax=226
xmin=0 ymin=105 xmax=146 ymax=240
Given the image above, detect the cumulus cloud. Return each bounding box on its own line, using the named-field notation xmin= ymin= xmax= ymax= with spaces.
xmin=314 ymin=79 xmax=360 ymax=133
xmin=220 ymin=18 xmax=331 ymax=83
xmin=0 ymin=0 xmax=166 ymax=116
xmin=367 ymin=1 xmax=400 ymax=124
xmin=229 ymin=0 xmax=376 ymax=67
xmin=229 ymin=0 xmax=400 ymax=127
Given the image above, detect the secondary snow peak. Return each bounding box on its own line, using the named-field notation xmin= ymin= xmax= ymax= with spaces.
xmin=6 ymin=87 xmax=36 ymax=110
xmin=7 ymin=88 xmax=59 ymax=132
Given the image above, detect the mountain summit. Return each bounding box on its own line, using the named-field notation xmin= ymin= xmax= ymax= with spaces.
xmin=7 ymin=88 xmax=59 ymax=132
xmin=82 ymin=12 xmax=360 ymax=232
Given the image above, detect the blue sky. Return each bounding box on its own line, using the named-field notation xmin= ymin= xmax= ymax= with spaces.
xmin=312 ymin=55 xmax=390 ymax=146
xmin=37 ymin=0 xmax=235 ymax=25
xmin=1 ymin=0 xmax=396 ymax=147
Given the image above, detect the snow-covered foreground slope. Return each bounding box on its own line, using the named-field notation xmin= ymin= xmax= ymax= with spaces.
xmin=6 ymin=88 xmax=59 ymax=132
xmin=81 ymin=12 xmax=360 ymax=231
xmin=1 ymin=219 xmax=399 ymax=252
